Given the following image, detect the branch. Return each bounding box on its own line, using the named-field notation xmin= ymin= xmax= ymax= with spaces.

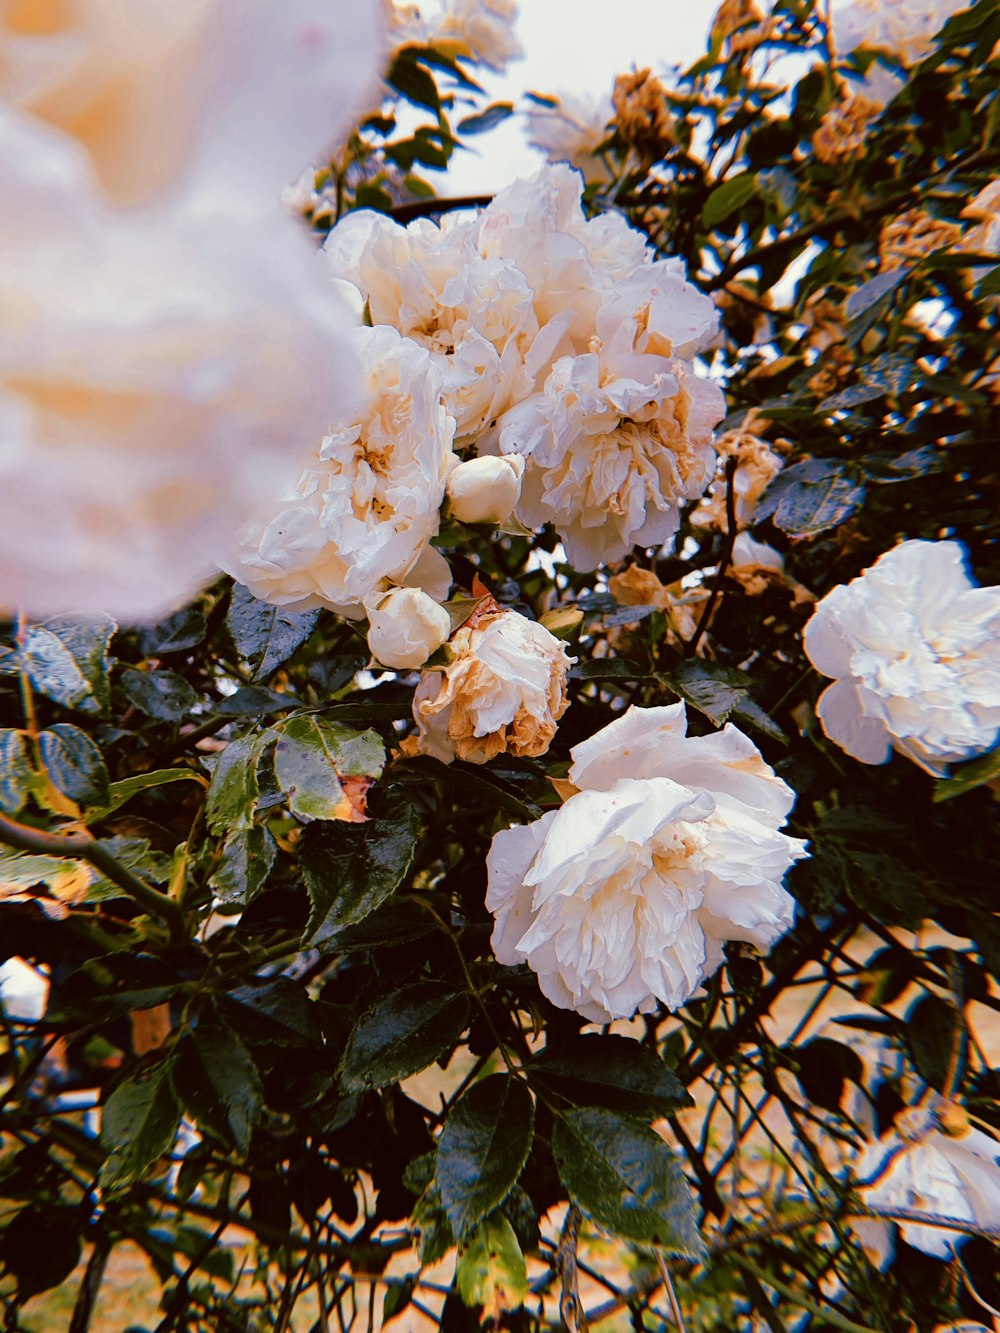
xmin=388 ymin=194 xmax=492 ymax=225
xmin=0 ymin=811 xmax=187 ymax=946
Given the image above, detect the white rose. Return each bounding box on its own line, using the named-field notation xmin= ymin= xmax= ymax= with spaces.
xmin=486 ymin=702 xmax=807 ymax=1022
xmin=803 ymin=539 xmax=1000 ymax=775
xmin=447 ymin=454 xmax=525 ymax=525
xmin=431 ymin=0 xmax=523 ymax=72
xmin=410 ymin=607 xmax=572 ymax=764
xmin=525 ymin=90 xmax=616 ymax=184
xmin=228 ymin=324 xmax=456 ymax=615
xmin=501 ymin=347 xmax=723 ymax=571
xmin=832 ymin=0 xmax=970 ymax=106
xmin=0 ymin=111 xmax=365 ymax=621
xmin=851 ymin=1098 xmax=1000 ymax=1266
xmin=0 ymin=0 xmax=382 ymax=208
xmin=366 ymin=587 xmax=451 ymax=669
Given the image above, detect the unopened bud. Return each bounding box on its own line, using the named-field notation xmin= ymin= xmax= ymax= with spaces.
xmin=447 ymin=454 xmax=525 ymax=525
xmin=366 ymin=587 xmax=451 ymax=670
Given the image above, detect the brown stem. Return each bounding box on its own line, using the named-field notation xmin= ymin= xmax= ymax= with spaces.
xmin=0 ymin=810 xmax=187 ymax=946
xmin=388 ymin=194 xmax=493 ymax=225
xmin=686 ymin=454 xmax=739 ymax=656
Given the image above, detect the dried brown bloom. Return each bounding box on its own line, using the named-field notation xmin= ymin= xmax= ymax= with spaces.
xmin=799 ymin=292 xmax=846 ymax=352
xmin=613 ymin=68 xmax=675 ymax=159
xmin=807 ymin=343 xmax=854 ymax=398
xmin=812 ymin=91 xmax=882 ymax=164
xmin=692 ymin=429 xmax=785 ymax=533
xmin=608 ymin=565 xmax=709 ymax=648
xmin=879 ymin=209 xmax=961 ymax=271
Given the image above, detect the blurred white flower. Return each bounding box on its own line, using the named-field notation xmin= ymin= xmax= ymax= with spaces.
xmin=0 ymin=110 xmax=366 ymax=621
xmin=432 ymin=0 xmax=522 ymax=72
xmin=0 ymin=0 xmax=382 ymax=209
xmin=803 ymin=540 xmax=1000 ymax=775
xmin=525 ymin=91 xmax=616 ymax=183
xmin=851 ymin=1098 xmax=1000 ymax=1266
xmin=447 ymin=454 xmax=524 ymax=525
xmin=831 ymin=0 xmax=971 ymax=106
xmin=729 ymin=532 xmax=785 ymax=596
xmin=228 ymin=325 xmax=456 ymax=616
xmin=366 ymin=586 xmax=451 ymax=669
xmin=409 ymin=607 xmax=571 ymax=764
xmin=486 ymin=702 xmax=807 ymax=1022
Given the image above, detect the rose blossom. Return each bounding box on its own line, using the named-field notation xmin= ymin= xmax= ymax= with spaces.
xmin=0 ymin=110 xmax=367 ymax=620
xmin=525 ymin=91 xmax=616 ymax=184
xmin=409 ymin=608 xmax=572 ymax=764
xmin=831 ymin=0 xmax=970 ymax=106
xmin=850 ymin=1096 xmax=1000 ymax=1266
xmin=447 ymin=454 xmax=524 ymax=525
xmin=0 ymin=0 xmax=382 ymax=209
xmin=486 ymin=703 xmax=807 ymax=1022
xmin=227 ymin=325 xmax=455 ymax=616
xmin=803 ymin=540 xmax=1000 ymax=775
xmin=366 ymin=587 xmax=451 ymax=670
xmin=431 ymin=0 xmax=522 ymax=73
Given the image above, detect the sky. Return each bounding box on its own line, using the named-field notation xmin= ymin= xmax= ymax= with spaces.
xmin=444 ymin=0 xmax=721 ymax=193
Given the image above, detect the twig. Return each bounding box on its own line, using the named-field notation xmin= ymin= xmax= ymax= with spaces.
xmin=0 ymin=810 xmax=187 ymax=946
xmin=655 ymin=1252 xmax=688 ymax=1333
xmin=388 ymin=194 xmax=492 ymax=225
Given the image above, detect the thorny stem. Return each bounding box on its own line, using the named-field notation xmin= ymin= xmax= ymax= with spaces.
xmin=0 ymin=810 xmax=188 ymax=946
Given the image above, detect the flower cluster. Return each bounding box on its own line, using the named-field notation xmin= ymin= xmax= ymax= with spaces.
xmin=486 ymin=703 xmax=807 ymax=1022
xmin=804 ymin=540 xmax=1000 ymax=774
xmin=320 ymin=164 xmax=723 ymax=572
xmin=0 ymin=0 xmax=380 ymax=619
xmin=831 ymin=0 xmax=971 ymax=105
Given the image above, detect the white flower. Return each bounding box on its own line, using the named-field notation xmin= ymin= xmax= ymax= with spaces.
xmin=366 ymin=587 xmax=451 ymax=669
xmin=447 ymin=454 xmax=524 ymax=525
xmin=500 ymin=341 xmax=723 ymax=571
xmin=851 ymin=1098 xmax=1000 ymax=1265
xmin=228 ymin=324 xmax=456 ymax=616
xmin=0 ymin=0 xmax=382 ymax=208
xmin=431 ymin=0 xmax=523 ymax=72
xmin=803 ymin=540 xmax=1000 ymax=775
xmin=691 ymin=429 xmax=785 ymax=534
xmin=729 ymin=532 xmax=785 ymax=595
xmin=324 ymin=210 xmax=541 ymax=444
xmin=486 ymin=703 xmax=807 ymax=1022
xmin=525 ymin=91 xmax=616 ymax=184
xmin=0 ymin=110 xmax=366 ymax=621
xmin=410 ymin=607 xmax=572 ymax=764
xmin=832 ymin=0 xmax=971 ymax=106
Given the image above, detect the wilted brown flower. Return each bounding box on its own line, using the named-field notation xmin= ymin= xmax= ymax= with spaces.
xmin=813 ymin=91 xmax=882 ymax=164
xmin=692 ymin=429 xmax=785 ymax=533
xmin=613 ymin=68 xmax=675 ymax=159
xmin=879 ymin=209 xmax=961 ymax=271
xmin=609 ymin=565 xmax=709 ymax=648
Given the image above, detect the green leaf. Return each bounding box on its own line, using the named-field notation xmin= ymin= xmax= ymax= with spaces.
xmin=38 ymin=723 xmax=110 ymax=807
xmin=436 ymin=1076 xmax=535 ymax=1240
xmin=570 ymin=658 xmax=648 ymax=682
xmin=456 ymin=1213 xmax=527 ymax=1317
xmin=18 ymin=617 xmax=115 ymax=715
xmin=386 ymin=49 xmax=441 ymax=112
xmin=665 ymin=662 xmax=785 ymax=741
xmin=273 ymin=715 xmax=384 ymax=823
xmin=974 ymin=263 xmax=1000 ymax=299
xmin=88 ymin=767 xmax=203 ymax=821
xmin=204 ymin=732 xmax=272 ymax=834
xmin=209 ymin=825 xmax=276 ymax=906
xmin=100 ymin=1065 xmax=181 ymax=1190
xmin=906 ymin=994 xmax=962 ymax=1093
xmin=299 ymin=787 xmax=420 ymax=946
xmin=0 ymin=730 xmax=32 ymax=815
xmin=457 ymin=102 xmax=514 ymax=134
xmin=213 ymin=685 xmax=295 ymax=716
xmin=120 ymin=667 xmax=198 ymax=721
xmin=227 ymin=583 xmax=320 ymax=681
xmin=172 ymin=1022 xmax=263 ymax=1155
xmin=754 ymin=459 xmax=866 ymax=537
xmin=218 ymin=978 xmax=322 ymax=1048
xmin=933 ymin=745 xmax=1000 ymax=802
xmin=382 ymin=1278 xmax=416 ymax=1325
xmin=818 ymin=382 xmax=886 ymax=412
xmin=331 ymin=899 xmax=436 ymax=952
xmin=845 ymin=266 xmax=910 ymax=323
xmin=0 ymin=1205 xmax=82 ymax=1298
xmin=340 ymin=983 xmax=470 ymax=1093
xmin=412 ymin=1181 xmax=455 ymax=1266
xmin=702 ymin=173 xmax=756 ymax=229
xmin=551 ymin=1108 xmax=705 ymax=1256
xmin=139 ymin=606 xmax=206 ymax=655
xmin=527 ymin=1035 xmax=691 ymax=1118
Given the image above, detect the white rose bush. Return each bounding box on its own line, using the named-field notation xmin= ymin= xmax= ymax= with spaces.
xmin=1 ymin=1 xmax=999 ymax=1329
